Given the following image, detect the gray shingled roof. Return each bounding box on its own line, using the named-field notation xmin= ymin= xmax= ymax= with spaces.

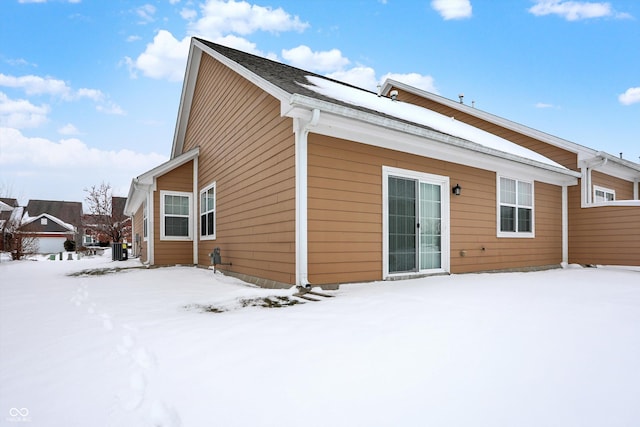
xmin=195 ymin=37 xmax=441 ymax=134
xmin=25 ymin=200 xmax=82 ymax=227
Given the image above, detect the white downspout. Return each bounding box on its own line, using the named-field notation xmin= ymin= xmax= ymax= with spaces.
xmin=562 ymin=185 xmax=568 ymax=265
xmin=581 ymin=156 xmax=608 ymax=206
xmin=294 ymin=108 xmax=320 ymax=288
xmin=148 ymin=190 xmax=154 ymax=265
xmin=634 ymin=178 xmax=639 ymax=200
xmin=192 ymin=156 xmax=199 ymax=265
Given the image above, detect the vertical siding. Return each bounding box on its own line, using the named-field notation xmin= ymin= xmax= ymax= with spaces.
xmin=153 ymin=161 xmax=194 ymax=265
xmin=307 ymin=134 xmax=564 ymax=285
xmin=132 ymin=205 xmax=146 ymax=262
xmin=392 ymin=88 xmax=578 ymax=170
xmin=181 ymin=53 xmax=296 ymax=285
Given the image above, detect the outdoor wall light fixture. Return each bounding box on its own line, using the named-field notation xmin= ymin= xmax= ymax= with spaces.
xmin=452 ymin=184 xmax=462 ymax=196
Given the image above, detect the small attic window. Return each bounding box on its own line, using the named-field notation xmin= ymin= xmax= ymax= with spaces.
xmin=41 ymin=217 xmax=48 ymax=225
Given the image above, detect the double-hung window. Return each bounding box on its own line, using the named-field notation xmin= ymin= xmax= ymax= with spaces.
xmin=143 ymin=201 xmax=148 ymax=240
xmin=593 ymin=186 xmax=615 ymax=203
xmin=498 ymin=176 xmax=534 ymax=237
xmin=200 ymin=182 xmax=216 ymax=240
xmin=160 ymin=191 xmax=192 ymax=240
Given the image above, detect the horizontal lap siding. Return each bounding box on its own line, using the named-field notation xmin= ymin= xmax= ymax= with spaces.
xmin=132 ymin=205 xmax=146 ymax=262
xmin=569 ymin=184 xmax=640 ymax=265
xmin=154 ymin=161 xmax=194 ymax=265
xmin=308 ymin=134 xmax=563 ymax=285
xmin=591 ymin=171 xmax=634 ymax=200
xmin=182 ymin=53 xmax=296 ymax=285
xmin=394 ymin=89 xmax=578 ymax=170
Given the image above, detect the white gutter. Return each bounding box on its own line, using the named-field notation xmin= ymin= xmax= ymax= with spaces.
xmin=294 ymin=108 xmax=320 ymax=288
xmin=288 ymin=94 xmax=580 ymax=181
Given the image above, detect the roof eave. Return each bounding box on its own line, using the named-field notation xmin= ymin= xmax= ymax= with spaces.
xmin=288 ymin=94 xmax=580 ymax=183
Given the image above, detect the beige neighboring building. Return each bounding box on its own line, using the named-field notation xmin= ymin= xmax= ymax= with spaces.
xmin=124 ymin=37 xmax=639 ymax=289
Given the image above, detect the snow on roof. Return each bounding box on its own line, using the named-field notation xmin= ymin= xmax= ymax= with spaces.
xmin=302 ymin=76 xmax=565 ymax=169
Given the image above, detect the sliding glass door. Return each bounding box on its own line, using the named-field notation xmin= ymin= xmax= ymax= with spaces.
xmin=385 ymin=167 xmax=449 ymax=276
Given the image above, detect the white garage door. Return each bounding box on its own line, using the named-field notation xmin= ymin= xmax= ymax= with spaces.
xmin=35 ymin=237 xmax=67 ymax=254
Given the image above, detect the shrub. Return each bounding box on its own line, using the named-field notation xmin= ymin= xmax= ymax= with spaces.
xmin=64 ymin=239 xmax=76 ymax=252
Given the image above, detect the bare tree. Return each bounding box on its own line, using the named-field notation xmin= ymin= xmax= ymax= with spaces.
xmin=83 ymin=182 xmax=129 ymax=243
xmin=2 ymin=216 xmax=39 ymax=260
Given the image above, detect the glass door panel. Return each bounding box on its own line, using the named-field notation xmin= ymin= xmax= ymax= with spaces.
xmin=419 ymin=183 xmax=442 ymax=270
xmin=388 ymin=176 xmax=417 ymax=273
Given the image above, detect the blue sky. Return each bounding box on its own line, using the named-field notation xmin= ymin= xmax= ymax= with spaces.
xmin=1 ymin=0 xmax=638 ymax=206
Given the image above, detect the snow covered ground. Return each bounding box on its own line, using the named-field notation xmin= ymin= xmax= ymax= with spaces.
xmin=1 ymin=253 xmax=639 ymax=427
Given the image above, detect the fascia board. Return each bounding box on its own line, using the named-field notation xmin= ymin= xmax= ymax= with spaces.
xmin=288 ymin=95 xmax=580 ymax=185
xmin=171 ymin=43 xmax=202 ymax=159
xmin=171 ymin=39 xmax=292 ymax=160
xmin=125 ymin=147 xmax=200 ymax=216
xmin=381 ymin=78 xmax=596 ymax=157
xmin=21 ymin=213 xmax=75 ymax=232
xmin=137 ymin=147 xmax=200 ymax=185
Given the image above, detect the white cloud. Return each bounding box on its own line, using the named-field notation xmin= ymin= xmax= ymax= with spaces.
xmin=136 ymin=4 xmax=157 ymax=23
xmin=0 ymin=127 xmax=168 ymax=201
xmin=618 ymin=87 xmax=640 ymax=105
xmin=535 ymin=102 xmax=559 ymax=108
xmin=528 ymin=0 xmax=632 ymax=21
xmin=0 ymin=73 xmax=71 ymax=97
xmin=326 ymin=67 xmax=378 ymax=92
xmin=58 ymin=123 xmax=80 ymax=135
xmin=188 ymin=0 xmax=309 ymax=38
xmin=282 ymin=46 xmax=349 ymax=73
xmin=382 ymin=72 xmax=438 ymax=94
xmin=125 ymin=30 xmax=191 ymax=82
xmin=431 ymin=0 xmax=472 ymax=20
xmin=0 ymin=92 xmax=49 ymax=128
xmin=126 ymin=35 xmax=142 ymax=42
xmin=96 ymin=101 xmax=125 ymax=115
xmin=169 ymin=0 xmax=180 ymax=4
xmin=180 ymin=8 xmax=197 ymax=20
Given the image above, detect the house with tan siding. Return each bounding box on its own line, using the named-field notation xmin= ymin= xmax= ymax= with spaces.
xmin=124 ymin=37 xmax=637 ymax=289
xmin=379 ymin=80 xmax=640 ymax=267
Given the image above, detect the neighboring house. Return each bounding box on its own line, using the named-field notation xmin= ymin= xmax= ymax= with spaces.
xmin=378 ymin=80 xmax=640 ymax=267
xmin=21 ymin=200 xmax=83 ymax=253
xmin=125 ymin=37 xmax=638 ymax=289
xmin=83 ymin=196 xmax=132 ymax=246
xmin=0 ymin=198 xmax=20 ymax=251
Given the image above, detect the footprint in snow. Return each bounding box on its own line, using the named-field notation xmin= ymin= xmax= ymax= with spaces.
xmin=150 ymin=401 xmax=181 ymax=427
xmin=118 ymin=371 xmax=146 ymax=411
xmin=101 ymin=313 xmax=113 ymax=331
xmin=117 ymin=334 xmax=135 ymax=356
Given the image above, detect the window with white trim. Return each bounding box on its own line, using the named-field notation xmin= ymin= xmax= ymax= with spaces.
xmin=160 ymin=191 xmax=192 ymax=240
xmin=498 ymin=176 xmax=534 ymax=237
xmin=200 ymin=182 xmax=216 ymax=240
xmin=143 ymin=201 xmax=148 ymax=240
xmin=593 ymin=186 xmax=615 ymax=203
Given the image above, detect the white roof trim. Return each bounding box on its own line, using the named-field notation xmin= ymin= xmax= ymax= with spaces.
xmin=124 ymin=147 xmax=200 ymax=215
xmin=381 ymin=78 xmax=640 ymax=176
xmin=20 ymin=212 xmax=75 ymax=232
xmin=288 ymin=94 xmax=580 ymax=185
xmin=171 ymin=38 xmax=291 ymax=159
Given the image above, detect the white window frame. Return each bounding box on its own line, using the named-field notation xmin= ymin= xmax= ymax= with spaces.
xmin=593 ymin=185 xmax=615 ymax=203
xmin=382 ymin=166 xmax=450 ymax=279
xmin=497 ymin=176 xmax=535 ymax=238
xmin=142 ymin=201 xmax=148 ymax=241
xmin=41 ymin=217 xmax=48 ymax=225
xmin=160 ymin=190 xmax=193 ymax=241
xmin=199 ymin=182 xmax=216 ymax=240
